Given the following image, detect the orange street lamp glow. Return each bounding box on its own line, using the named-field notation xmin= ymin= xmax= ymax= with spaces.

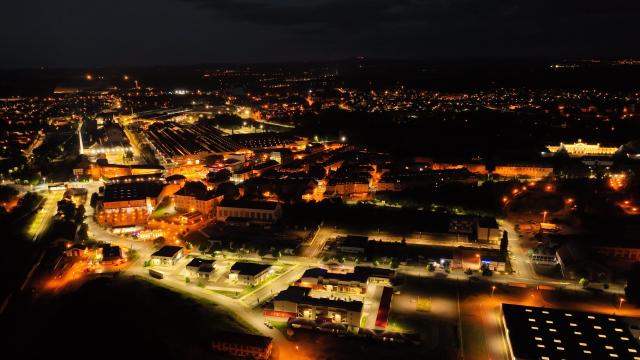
xmin=85 ymin=74 xmax=93 ymax=80
xmin=502 ymin=196 xmax=508 ymax=203
xmin=619 ymin=297 xmax=625 ymax=310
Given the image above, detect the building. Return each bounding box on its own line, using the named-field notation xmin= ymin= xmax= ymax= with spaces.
xmin=216 ymin=199 xmax=282 ymax=224
xmin=99 ymin=244 xmax=124 ymax=265
xmin=501 ymin=303 xmax=640 ymax=360
xmin=269 ymin=286 xmax=363 ymax=328
xmin=211 ymin=331 xmax=273 ymax=360
xmin=296 ymin=266 xmax=395 ymax=294
xmin=150 ymin=245 xmax=183 ymax=266
xmin=88 ymin=163 xmax=164 ymax=180
xmin=185 ymin=258 xmax=215 ymax=280
xmin=338 ymin=235 xmax=369 ymax=254
xmin=229 ymin=262 xmax=271 ymax=286
xmin=477 ymin=217 xmax=501 ymax=244
xmin=492 ymin=163 xmax=554 ymax=180
xmin=546 ymin=139 xmax=621 ymax=158
xmin=96 ymin=181 xmax=164 ymax=227
xmin=174 ymin=181 xmax=223 ymax=217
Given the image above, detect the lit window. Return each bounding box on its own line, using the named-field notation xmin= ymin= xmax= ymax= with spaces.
xmin=535 ymin=337 xmax=543 ymax=341
xmin=525 ymin=309 xmax=532 ymax=312
xmin=599 ymin=335 xmax=607 ymax=338
xmin=546 ymin=320 xmax=554 ymax=324
xmin=610 ymin=354 xmax=619 ymax=358
xmin=588 ymin=316 xmax=595 ymax=319
xmin=542 ymin=310 xmax=549 ymax=314
xmin=629 ymin=349 xmax=638 ymax=353
xmin=531 ymin=326 xmax=539 ymax=330
xmin=608 ymin=318 xmax=616 ymax=321
xmin=606 ymin=346 xmax=614 ymax=350
xmin=621 ymin=337 xmax=630 ymax=341
xmin=529 ymin=318 xmax=536 ymax=322
xmin=554 ymin=339 xmax=561 ymax=343
xmin=565 ymin=313 xmax=572 ymax=317
xmin=584 ymin=350 xmax=592 ymax=354
xmin=580 ymin=343 xmax=588 ymax=347
xmin=537 ymin=344 xmax=545 ymax=348
xmin=575 ymin=331 xmax=583 ymax=335
xmin=549 ymin=328 xmax=557 ymax=332
xmin=557 ymin=347 xmax=565 ymax=350
xmin=570 ymin=323 xmax=577 ymax=327
xmin=615 ymin=328 xmax=623 ymax=332
xmin=594 ymin=326 xmax=602 ymax=330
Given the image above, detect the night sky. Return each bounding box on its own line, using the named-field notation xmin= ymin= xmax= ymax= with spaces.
xmin=1 ymin=0 xmax=639 ymax=68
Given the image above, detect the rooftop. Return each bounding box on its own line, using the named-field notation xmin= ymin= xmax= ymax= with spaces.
xmin=152 ymin=245 xmax=183 ymax=258
xmin=230 ymin=262 xmax=271 ymax=276
xmin=103 ymin=181 xmax=164 ymax=203
xmin=219 ymin=199 xmax=280 ymax=211
xmin=275 ymin=286 xmax=363 ymax=312
xmin=502 ymin=303 xmax=640 ymax=360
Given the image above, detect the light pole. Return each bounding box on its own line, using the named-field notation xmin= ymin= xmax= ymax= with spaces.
xmin=619 ymin=297 xmax=625 ymax=311
xmin=491 ymin=285 xmax=496 ymax=297
xmin=542 ymin=210 xmax=548 ymax=223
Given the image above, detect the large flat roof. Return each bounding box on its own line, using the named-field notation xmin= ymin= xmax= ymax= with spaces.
xmin=103 ymin=181 xmax=164 ymax=202
xmin=151 ymin=245 xmax=183 ymax=258
xmin=230 ymin=262 xmax=271 ymax=276
xmin=219 ymin=199 xmax=280 ymax=211
xmin=502 ymin=303 xmax=640 ymax=360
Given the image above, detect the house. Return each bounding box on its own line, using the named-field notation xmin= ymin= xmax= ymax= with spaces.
xmin=64 ymin=243 xmax=88 ymax=257
xmin=269 ymin=286 xmax=363 ymax=328
xmin=338 ymin=235 xmax=369 ymax=254
xmin=151 ymin=245 xmax=184 ymax=266
xmin=99 ymin=244 xmax=124 ymax=264
xmin=216 ymin=199 xmax=282 ymax=224
xmin=229 ymin=262 xmax=272 ymax=286
xmin=96 ymin=181 xmax=164 ymax=227
xmin=185 ymin=258 xmax=215 ymax=279
xmin=476 ymin=217 xmax=501 ymax=244
xmin=174 ymin=181 xmax=223 ymax=217
xmin=296 ymin=266 xmax=395 ymax=294
xmin=211 ymin=331 xmax=273 ymax=360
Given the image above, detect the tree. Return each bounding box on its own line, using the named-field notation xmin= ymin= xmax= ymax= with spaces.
xmin=308 ymin=165 xmax=326 ymax=181
xmin=153 ymin=237 xmax=166 ymax=249
xmin=204 ymin=154 xmax=224 ymax=166
xmin=210 ymin=169 xmax=232 ymax=183
xmin=57 ymin=199 xmax=76 ymax=220
xmin=77 ymin=223 xmax=89 ymax=241
xmin=0 ymin=185 xmax=18 ymax=203
xmin=500 ymin=230 xmax=509 ymax=258
xmin=625 ymin=262 xmax=640 ymax=304
xmin=75 ymin=205 xmax=86 ymax=224
xmin=90 ymin=192 xmax=99 ymax=208
xmin=579 ymin=278 xmax=590 ymax=288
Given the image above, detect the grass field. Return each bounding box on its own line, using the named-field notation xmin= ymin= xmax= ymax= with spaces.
xmin=2 ymin=276 xmax=252 ymax=360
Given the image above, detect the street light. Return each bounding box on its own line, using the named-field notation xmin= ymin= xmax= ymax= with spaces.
xmin=619 ymin=297 xmax=625 ymax=310
xmin=491 ymin=285 xmax=496 ymax=297
xmin=542 ymin=211 xmax=548 ymax=223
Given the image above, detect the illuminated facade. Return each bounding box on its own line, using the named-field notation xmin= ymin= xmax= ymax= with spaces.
xmin=269 ymin=286 xmax=363 ymax=328
xmin=546 ymin=139 xmax=620 ymax=157
xmin=96 ymin=181 xmax=163 ymax=227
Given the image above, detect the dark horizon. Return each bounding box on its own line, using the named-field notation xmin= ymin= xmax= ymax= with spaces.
xmin=2 ymin=0 xmax=640 ymax=69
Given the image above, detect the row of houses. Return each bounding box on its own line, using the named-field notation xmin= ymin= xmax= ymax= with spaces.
xmin=149 ymin=246 xmax=273 ymax=285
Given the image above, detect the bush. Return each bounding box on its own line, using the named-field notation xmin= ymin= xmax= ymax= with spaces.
xmin=427 ymin=263 xmax=436 ymax=272
xmin=464 ymin=268 xmax=473 ymax=275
